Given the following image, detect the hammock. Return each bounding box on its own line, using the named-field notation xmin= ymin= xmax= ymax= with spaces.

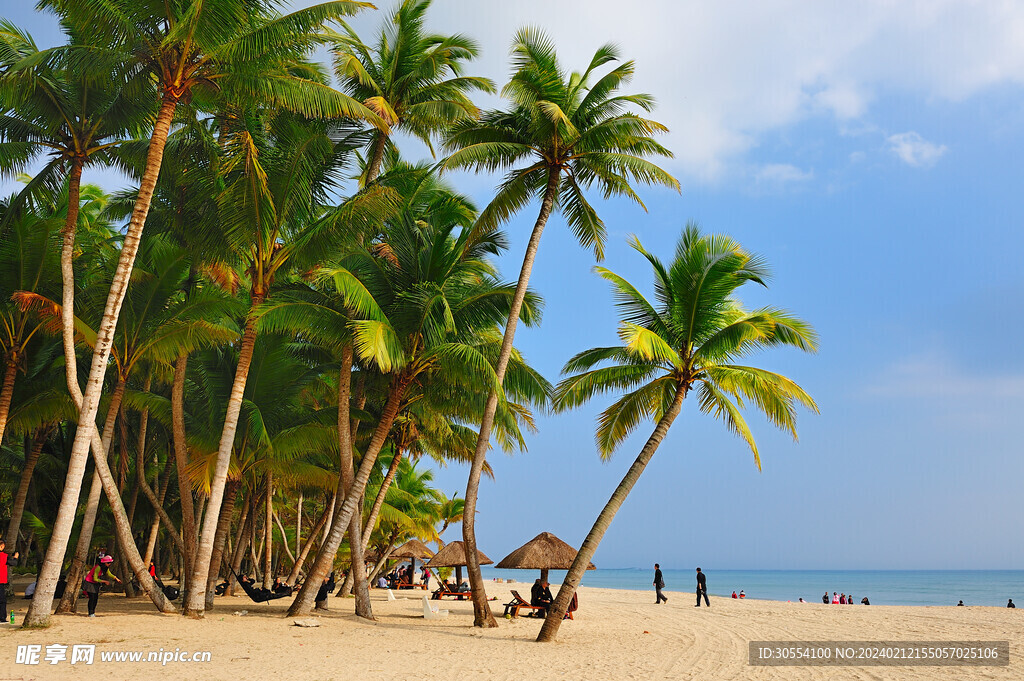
xmin=229 ymin=566 xmax=293 ymax=604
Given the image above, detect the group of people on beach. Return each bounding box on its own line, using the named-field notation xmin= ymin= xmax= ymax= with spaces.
xmin=652 ymin=564 xmax=711 ymax=607
xmin=824 ymin=591 xmax=866 ymax=605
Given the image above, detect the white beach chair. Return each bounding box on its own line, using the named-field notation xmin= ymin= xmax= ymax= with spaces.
xmin=423 ymin=595 xmax=448 ymax=619
xmin=387 ymin=588 xmax=396 ymax=601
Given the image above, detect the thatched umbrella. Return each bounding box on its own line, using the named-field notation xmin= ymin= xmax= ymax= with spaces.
xmin=390 ymin=539 xmax=435 ymax=583
xmin=496 ymin=532 xmax=596 ymax=583
xmin=425 ymin=541 xmax=493 ymax=584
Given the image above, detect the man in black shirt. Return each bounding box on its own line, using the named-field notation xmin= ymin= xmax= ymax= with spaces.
xmin=695 ymin=567 xmax=709 ymax=607
xmin=653 ymin=564 xmax=667 ymax=604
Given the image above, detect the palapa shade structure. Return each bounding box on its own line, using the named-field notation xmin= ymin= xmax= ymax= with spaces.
xmin=390 ymin=539 xmax=435 ymax=582
xmin=496 ymin=532 xmax=596 ymax=583
xmin=425 ymin=541 xmax=493 ymax=584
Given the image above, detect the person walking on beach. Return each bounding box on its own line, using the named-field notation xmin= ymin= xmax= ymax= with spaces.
xmin=84 ymin=554 xmax=120 ymax=616
xmin=695 ymin=567 xmax=709 ymax=607
xmin=832 ymin=592 xmax=839 ymax=604
xmin=653 ymin=564 xmax=667 ymax=604
xmin=0 ymin=539 xmax=19 ymax=623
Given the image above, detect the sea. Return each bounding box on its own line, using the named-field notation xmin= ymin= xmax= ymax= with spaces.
xmin=478 ymin=567 xmax=1023 ymax=607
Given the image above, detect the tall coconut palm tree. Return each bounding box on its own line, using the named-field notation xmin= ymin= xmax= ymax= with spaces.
xmin=441 ymin=29 xmax=679 ymax=626
xmin=24 ymin=0 xmax=382 ymax=627
xmin=536 ymin=225 xmax=819 ymax=641
xmin=287 ymin=172 xmax=545 ymax=616
xmin=182 ymin=107 xmax=393 ymax=617
xmin=332 ymin=0 xmax=493 ymax=183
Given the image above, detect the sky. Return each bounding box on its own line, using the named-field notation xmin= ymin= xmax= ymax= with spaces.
xmin=4 ymin=1 xmax=1024 ymax=570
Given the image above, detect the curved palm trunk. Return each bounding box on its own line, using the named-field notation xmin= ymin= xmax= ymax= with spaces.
xmin=262 ymin=475 xmax=274 ymax=590
xmin=287 ymin=375 xmax=410 ymax=617
xmin=56 ymin=379 xmax=126 ymax=614
xmin=184 ymin=298 xmax=262 ymax=617
xmin=365 ymin=541 xmax=396 ymax=584
xmin=171 ymin=354 xmax=198 ymax=593
xmin=205 ymin=480 xmax=240 ymax=607
xmin=5 ymin=427 xmax=47 ymax=546
xmin=537 ymin=386 xmax=687 ymax=642
xmin=463 ymin=169 xmax=561 ymax=627
xmin=143 ymin=457 xmax=175 ymax=566
xmin=227 ymin=497 xmax=253 ymax=596
xmin=339 ymin=447 xmax=403 ymax=597
xmin=365 ymin=133 xmax=387 ymax=186
xmin=25 ymin=96 xmax=178 ymax=627
xmin=0 ymin=354 xmax=18 ymax=444
xmin=273 ymin=512 xmax=295 ymax=565
xmin=286 ymin=504 xmax=328 ymax=584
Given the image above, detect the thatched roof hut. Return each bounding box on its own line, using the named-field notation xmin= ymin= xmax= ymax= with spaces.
xmin=496 ymin=532 xmax=595 ymax=582
xmin=391 ymin=539 xmax=435 ymax=560
xmin=425 ymin=541 xmax=492 ymax=584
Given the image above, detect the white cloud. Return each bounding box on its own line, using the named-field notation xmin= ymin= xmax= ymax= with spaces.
xmin=373 ymin=0 xmax=1024 ymax=182
xmin=753 ymin=163 xmax=814 ymax=186
xmin=886 ymin=132 xmax=948 ymax=167
xmin=866 ymin=351 xmax=1024 ymax=400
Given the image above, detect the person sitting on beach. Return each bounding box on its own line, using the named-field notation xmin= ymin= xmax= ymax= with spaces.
xmin=832 ymin=592 xmax=839 ymax=604
xmin=1008 ymin=599 xmax=1015 ymax=608
xmin=731 ymin=591 xmax=737 ymax=599
xmin=957 ymin=600 xmax=964 ymax=606
xmin=457 ymin=580 xmax=470 ymax=592
xmin=822 ymin=592 xmax=829 ymax=604
xmin=861 ymin=597 xmax=870 ymax=605
xmin=531 ymin=579 xmax=553 ymax=614
xmin=839 ymin=593 xmax=846 ymax=605
xmin=376 ymin=575 xmax=387 ymax=589
xmin=739 ymin=590 xmax=745 ymax=599
xmin=798 ymin=597 xmax=805 ymax=603
xmin=847 ymin=594 xmax=853 ymax=605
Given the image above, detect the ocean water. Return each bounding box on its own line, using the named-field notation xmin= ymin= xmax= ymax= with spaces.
xmin=478 ymin=567 xmax=1023 ymax=607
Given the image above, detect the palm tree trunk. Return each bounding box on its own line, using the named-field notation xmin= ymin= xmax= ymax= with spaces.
xmin=273 ymin=511 xmax=295 ymax=565
xmin=0 ymin=353 xmax=19 ymax=445
xmin=348 ymin=510 xmax=373 ymax=617
xmin=4 ymin=427 xmax=47 ymax=546
xmin=171 ymin=354 xmax=198 ymax=588
xmin=262 ymin=475 xmax=274 ymax=590
xmin=143 ymin=457 xmax=175 ymax=566
xmin=205 ymin=480 xmax=240 ymax=607
xmin=286 ymin=503 xmax=330 ymax=584
xmin=365 ymin=132 xmax=387 ymax=185
xmin=463 ymin=168 xmax=561 ymax=628
xmin=184 ymin=297 xmax=262 ymax=617
xmin=25 ymin=96 xmax=178 ymax=627
xmin=537 ymin=386 xmax=687 ymax=642
xmin=365 ymin=541 xmax=397 ymax=584
xmin=56 ymin=379 xmax=127 ymax=614
xmin=287 ymin=374 xmax=410 ymax=617
xmin=295 ymin=492 xmax=302 ymax=556
xmin=227 ymin=497 xmax=253 ymax=595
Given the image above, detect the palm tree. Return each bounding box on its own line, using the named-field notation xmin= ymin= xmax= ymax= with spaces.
xmin=287 ymin=168 xmax=544 ymax=616
xmin=0 ymin=197 xmax=61 ymax=444
xmin=441 ymin=29 xmax=679 ymax=626
xmin=182 ymin=107 xmax=393 ymax=617
xmin=536 ymin=225 xmax=819 ymax=641
xmin=24 ymin=0 xmax=381 ymax=627
xmin=333 ymin=0 xmax=493 ymax=184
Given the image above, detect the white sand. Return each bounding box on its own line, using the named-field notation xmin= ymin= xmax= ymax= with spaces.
xmin=2 ymin=582 xmax=1020 ymax=680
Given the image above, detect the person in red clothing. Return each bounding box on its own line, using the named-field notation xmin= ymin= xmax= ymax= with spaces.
xmin=0 ymin=539 xmax=20 ymax=623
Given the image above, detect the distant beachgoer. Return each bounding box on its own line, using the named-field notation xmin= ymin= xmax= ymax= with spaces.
xmin=822 ymin=592 xmax=829 ymax=604
xmin=695 ymin=568 xmax=709 ymax=607
xmin=1008 ymin=599 xmax=1015 ymax=608
xmin=731 ymin=591 xmax=738 ymax=599
xmin=739 ymin=590 xmax=745 ymax=599
xmin=832 ymin=592 xmax=839 ymax=604
xmin=957 ymin=600 xmax=964 ymax=606
xmin=839 ymin=593 xmax=846 ymax=605
xmin=653 ymin=564 xmax=667 ymax=604
xmin=24 ymin=580 xmax=36 ymax=599
xmin=848 ymin=594 xmax=854 ymax=605
xmin=376 ymin=576 xmax=387 ymax=589
xmin=861 ymin=597 xmax=870 ymax=605
xmin=315 ymin=571 xmax=335 ymax=610
xmin=798 ymin=597 xmax=805 ymax=603
xmin=0 ymin=539 xmax=19 ymax=623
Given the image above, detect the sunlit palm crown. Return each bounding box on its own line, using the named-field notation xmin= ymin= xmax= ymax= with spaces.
xmin=442 ymin=28 xmax=679 ymax=258
xmin=553 ymin=224 xmax=819 ymax=468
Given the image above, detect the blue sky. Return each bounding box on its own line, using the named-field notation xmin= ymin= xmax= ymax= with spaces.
xmin=4 ymin=1 xmax=1023 ymax=570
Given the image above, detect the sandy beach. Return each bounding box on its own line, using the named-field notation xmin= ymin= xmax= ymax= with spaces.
xmin=1 ymin=579 xmax=1019 ymax=680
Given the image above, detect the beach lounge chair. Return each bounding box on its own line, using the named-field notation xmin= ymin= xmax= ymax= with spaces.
xmin=432 ymin=581 xmax=471 ymax=600
xmin=423 ymin=595 xmax=448 ymax=619
xmin=387 ymin=588 xmax=396 ymax=601
xmin=504 ymin=590 xmax=546 ymax=618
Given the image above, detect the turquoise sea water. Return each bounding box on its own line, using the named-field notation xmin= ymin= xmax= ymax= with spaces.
xmin=478 ymin=567 xmax=1023 ymax=607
